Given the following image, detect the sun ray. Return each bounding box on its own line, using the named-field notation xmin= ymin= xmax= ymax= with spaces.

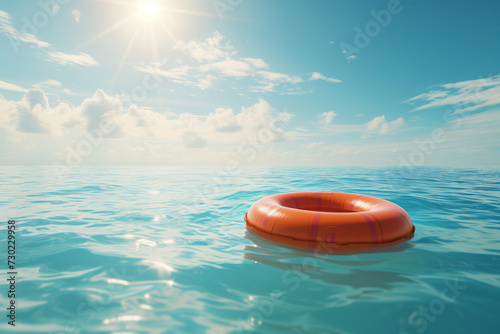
xmin=92 ymin=0 xmax=137 ymax=8
xmin=72 ymin=0 xmax=221 ymax=99
xmin=72 ymin=15 xmax=136 ymax=52
xmin=165 ymin=7 xmax=219 ymax=19
xmin=157 ymin=20 xmax=178 ymax=44
xmin=109 ymin=26 xmax=142 ymax=90
xmin=149 ymin=25 xmax=159 ymax=64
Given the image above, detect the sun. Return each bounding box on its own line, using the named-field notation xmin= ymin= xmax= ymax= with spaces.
xmin=137 ymin=0 xmax=162 ymax=20
xmin=75 ymin=0 xmax=218 ymax=90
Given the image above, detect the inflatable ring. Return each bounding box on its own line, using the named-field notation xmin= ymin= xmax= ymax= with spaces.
xmin=245 ymin=192 xmax=414 ymax=251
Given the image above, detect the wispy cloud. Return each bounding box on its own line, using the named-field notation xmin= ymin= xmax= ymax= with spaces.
xmin=1 ymin=9 xmax=98 ymax=68
xmin=318 ymin=111 xmax=337 ymax=128
xmin=407 ymin=75 xmax=500 ymax=113
xmin=256 ymin=71 xmax=302 ymax=84
xmin=249 ymin=82 xmax=277 ymax=93
xmin=34 ymin=79 xmax=62 ymax=88
xmin=312 ymin=112 xmax=404 ymax=138
xmin=200 ymin=59 xmax=253 ymax=77
xmin=0 ymin=79 xmax=28 ymax=93
xmin=309 ymin=72 xmax=342 ymax=83
xmin=33 ymin=79 xmax=74 ymax=95
xmin=0 ymin=9 xmax=50 ymax=48
xmin=47 ymin=51 xmax=98 ymax=67
xmin=135 ymin=32 xmax=313 ymax=94
xmin=241 ymin=58 xmax=268 ymax=68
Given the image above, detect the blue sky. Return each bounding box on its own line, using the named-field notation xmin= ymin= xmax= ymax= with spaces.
xmin=1 ymin=0 xmax=499 ymax=166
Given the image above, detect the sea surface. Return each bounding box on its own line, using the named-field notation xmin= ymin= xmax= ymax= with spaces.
xmin=0 ymin=166 xmax=499 ymax=334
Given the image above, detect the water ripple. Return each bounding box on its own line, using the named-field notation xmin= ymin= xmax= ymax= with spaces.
xmin=0 ymin=166 xmax=499 ymax=333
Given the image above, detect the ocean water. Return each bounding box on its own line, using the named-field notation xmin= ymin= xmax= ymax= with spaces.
xmin=0 ymin=166 xmax=499 ymax=334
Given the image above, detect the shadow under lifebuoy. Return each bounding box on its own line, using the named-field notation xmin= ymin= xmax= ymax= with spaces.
xmin=243 ymin=230 xmax=417 ymax=290
xmin=245 ymin=229 xmax=415 ymax=255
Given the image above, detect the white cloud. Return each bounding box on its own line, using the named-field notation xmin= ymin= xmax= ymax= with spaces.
xmin=408 ymin=75 xmax=500 ymax=113
xmin=135 ymin=32 xmax=304 ymax=93
xmin=32 ymin=80 xmax=75 ymax=95
xmin=0 ymin=89 xmax=291 ymax=163
xmin=309 ymin=72 xmax=342 ymax=83
xmin=201 ymin=59 xmax=253 ymax=77
xmin=407 ymin=90 xmax=448 ymax=102
xmin=175 ymin=31 xmax=234 ymax=63
xmin=365 ymin=115 xmax=404 ymax=136
xmin=250 ymin=82 xmax=277 ymax=93
xmin=279 ymin=89 xmax=313 ymax=96
xmin=79 ymin=89 xmax=124 ymax=137
xmin=197 ymin=75 xmax=217 ymax=90
xmin=17 ymin=90 xmax=51 ymax=134
xmin=241 ymin=58 xmax=268 ymax=68
xmin=72 ymin=9 xmax=81 ymax=22
xmin=0 ymin=89 xmax=82 ymax=137
xmin=0 ymin=9 xmax=98 ymax=67
xmin=181 ymin=131 xmax=206 ymax=148
xmin=22 ymin=89 xmax=49 ymax=109
xmin=1 ymin=88 xmax=496 ymax=166
xmin=318 ymin=111 xmax=337 ymax=128
xmin=0 ymin=80 xmax=28 ymax=93
xmin=47 ymin=51 xmax=98 ymax=67
xmin=0 ymin=10 xmax=50 ymax=49
xmin=206 ymin=99 xmax=287 ymax=142
xmin=207 ymin=108 xmax=241 ymax=132
xmin=256 ymin=71 xmax=302 ymax=84
xmin=134 ymin=64 xmax=190 ymax=81
xmin=34 ymin=80 xmax=62 ymax=88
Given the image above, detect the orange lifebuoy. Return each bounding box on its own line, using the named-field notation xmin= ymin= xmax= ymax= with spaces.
xmin=245 ymin=192 xmax=415 ymax=251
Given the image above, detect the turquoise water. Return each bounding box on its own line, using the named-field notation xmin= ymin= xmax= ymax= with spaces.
xmin=0 ymin=166 xmax=499 ymax=333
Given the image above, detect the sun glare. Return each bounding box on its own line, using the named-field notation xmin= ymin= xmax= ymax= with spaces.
xmin=137 ymin=0 xmax=162 ymax=20
xmin=77 ymin=0 xmax=216 ymax=90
